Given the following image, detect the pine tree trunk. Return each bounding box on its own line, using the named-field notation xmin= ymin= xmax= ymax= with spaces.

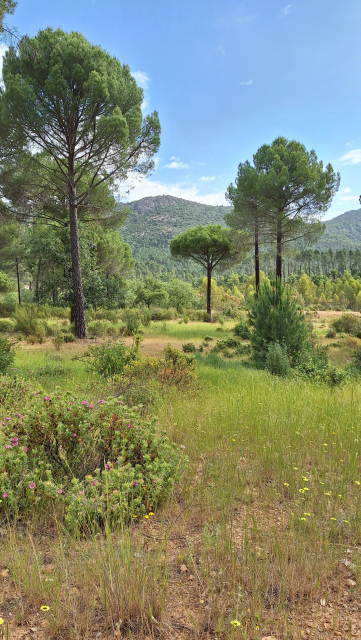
xmin=35 ymin=258 xmax=42 ymax=291
xmin=276 ymin=220 xmax=282 ymax=280
xmin=15 ymin=257 xmax=21 ymax=305
xmin=255 ymin=222 xmax=260 ymax=292
xmin=207 ymin=262 xmax=212 ymax=321
xmin=69 ymin=184 xmax=86 ymax=339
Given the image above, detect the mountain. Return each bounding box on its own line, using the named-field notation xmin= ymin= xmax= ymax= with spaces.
xmin=121 ymin=195 xmax=231 ymax=279
xmin=317 ymin=208 xmax=361 ymax=250
xmin=120 ymin=196 xmax=361 ymax=277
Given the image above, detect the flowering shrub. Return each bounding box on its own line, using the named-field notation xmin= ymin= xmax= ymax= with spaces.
xmin=0 ymin=336 xmax=15 ymax=374
xmin=0 ymin=389 xmax=185 ymax=532
xmin=82 ymin=337 xmax=141 ymax=377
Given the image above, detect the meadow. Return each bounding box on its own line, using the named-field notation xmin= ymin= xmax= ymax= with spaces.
xmin=0 ymin=318 xmax=360 ymax=640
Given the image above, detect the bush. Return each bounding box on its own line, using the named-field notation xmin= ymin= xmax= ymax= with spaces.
xmin=234 ymin=320 xmax=251 ymax=340
xmin=333 ymin=313 xmax=361 ymax=336
xmin=0 ymin=390 xmax=185 ymax=532
xmin=0 ymin=335 xmax=15 ymax=374
xmin=294 ymin=344 xmax=347 ymax=386
xmin=122 ymin=309 xmax=144 ymax=335
xmin=87 ymin=319 xmax=118 ymax=338
xmin=249 ymin=281 xmax=309 ymax=364
xmin=326 ymin=329 xmax=336 ymax=338
xmin=352 ymin=346 xmax=361 ymax=372
xmin=0 ymin=318 xmax=16 ymax=333
xmin=13 ymin=305 xmax=46 ymax=342
xmin=150 ymin=308 xmax=175 ymax=321
xmin=82 ymin=338 xmax=141 ymax=377
xmin=265 ymin=342 xmax=290 ymax=377
xmin=182 ymin=343 xmax=197 ymax=353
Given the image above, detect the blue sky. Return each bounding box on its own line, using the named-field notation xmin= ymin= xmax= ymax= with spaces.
xmin=2 ymin=0 xmax=361 ymax=219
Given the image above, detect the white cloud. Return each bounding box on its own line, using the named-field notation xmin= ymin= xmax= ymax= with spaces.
xmin=164 ymin=159 xmax=189 ymax=169
xmin=131 ymin=70 xmax=150 ymax=89
xmin=118 ymin=176 xmax=227 ymax=206
xmin=339 ymin=187 xmax=351 ymax=194
xmin=240 ymin=80 xmax=253 ymax=86
xmin=217 ymin=9 xmax=254 ymax=29
xmin=200 ymin=176 xmax=216 ymax=181
xmin=346 ymin=141 xmax=354 ymax=147
xmin=0 ymin=44 xmax=8 ymax=82
xmin=340 ymin=149 xmax=361 ymax=165
xmin=282 ymin=4 xmax=292 ymax=16
xmin=339 ymin=196 xmax=359 ymax=202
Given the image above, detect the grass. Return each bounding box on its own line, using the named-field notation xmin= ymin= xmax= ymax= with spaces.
xmin=1 ymin=319 xmax=361 ymax=638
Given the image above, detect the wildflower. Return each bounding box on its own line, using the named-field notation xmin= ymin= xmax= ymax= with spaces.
xmin=29 ymin=483 xmax=35 ymax=489
xmin=144 ymin=515 xmax=149 ymax=519
xmin=331 ymin=517 xmax=337 ymax=521
xmin=132 ymin=515 xmax=138 ymax=518
xmin=17 ymin=413 xmax=23 ymax=418
xmin=105 ymin=464 xmax=111 ymax=470
xmin=23 ymin=447 xmax=27 ymax=453
xmin=81 ymin=400 xmax=88 ymax=405
xmin=57 ymin=489 xmax=63 ymax=494
xmin=133 ymin=481 xmax=138 ymax=486
xmin=303 ymin=487 xmax=309 ymax=491
xmin=304 ymin=513 xmax=311 ymax=516
xmin=88 ymin=404 xmax=94 ymax=409
xmin=5 ymin=445 xmax=11 ymax=449
xmin=299 ymin=489 xmax=305 ymax=493
xmin=284 ymin=482 xmax=289 ymax=487
xmin=200 ymin=599 xmax=204 ymax=603
xmin=0 ymin=618 xmax=3 ymax=624
xmin=149 ymin=512 xmax=154 ymax=516
xmin=40 ymin=606 xmax=50 ymax=612
xmin=325 ymin=491 xmax=332 ymax=496
xmin=72 ymin=433 xmax=77 ymax=438
xmin=231 ymin=620 xmax=241 ymax=627
xmin=354 ymin=481 xmax=360 ymax=485
xmin=91 ymin=480 xmax=97 ymax=486
xmin=5 ymin=417 xmax=11 ymax=421
xmin=300 ymin=518 xmax=306 ymax=521
xmin=338 ymin=494 xmax=342 ymax=497
xmin=232 ymin=439 xmax=236 ymax=442
xmin=302 ymin=476 xmax=308 ymax=481
xmin=343 ymin=520 xmax=348 ymax=523
xmin=293 ymin=467 xmax=298 ymax=470
xmin=2 ymin=493 xmax=8 ymax=498
xmin=78 ymin=490 xmax=84 ymax=495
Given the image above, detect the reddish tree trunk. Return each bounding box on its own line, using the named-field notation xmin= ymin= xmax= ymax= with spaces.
xmin=207 ymin=261 xmax=212 ymax=321
xmin=69 ymin=184 xmax=86 ymax=338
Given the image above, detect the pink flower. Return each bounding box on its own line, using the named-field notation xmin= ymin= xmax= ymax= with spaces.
xmin=81 ymin=401 xmax=88 ymax=405
xmin=23 ymin=447 xmax=27 ymax=453
xmin=16 ymin=413 xmax=23 ymax=418
xmin=105 ymin=464 xmax=111 ymax=470
xmin=5 ymin=417 xmax=11 ymax=421
xmin=57 ymin=489 xmax=63 ymax=494
xmin=91 ymin=480 xmax=97 ymax=486
xmin=29 ymin=483 xmax=36 ymax=489
xmin=5 ymin=445 xmax=12 ymax=449
xmin=88 ymin=404 xmax=94 ymax=409
xmin=12 ymin=441 xmax=18 ymax=446
xmin=133 ymin=481 xmax=138 ymax=486
xmin=2 ymin=492 xmax=8 ymax=498
xmin=78 ymin=490 xmax=84 ymax=495
xmin=72 ymin=433 xmax=77 ymax=438
xmin=70 ymin=402 xmax=74 ymax=405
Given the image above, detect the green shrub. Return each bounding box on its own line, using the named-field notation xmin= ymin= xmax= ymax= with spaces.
xmin=352 ymin=346 xmax=361 ymax=372
xmin=0 ymin=336 xmax=15 ymax=374
xmin=265 ymin=342 xmax=290 ymax=377
xmin=249 ymin=281 xmax=309 ymax=364
xmin=151 ymin=308 xmax=175 ymax=321
xmin=294 ymin=344 xmax=347 ymax=386
xmin=0 ymin=390 xmax=185 ymax=532
xmin=333 ymin=313 xmax=361 ymax=336
xmin=122 ymin=309 xmax=144 ymax=335
xmin=13 ymin=305 xmax=46 ymax=342
xmin=82 ymin=338 xmax=141 ymax=377
xmin=87 ymin=319 xmax=118 ymax=338
xmin=203 ymin=335 xmax=214 ymax=342
xmin=326 ymin=329 xmax=336 ymax=338
xmin=234 ymin=320 xmax=251 ymax=339
xmin=183 ymin=315 xmax=189 ymax=324
xmin=0 ymin=318 xmax=16 ymax=333
xmin=182 ymin=342 xmax=197 ymax=353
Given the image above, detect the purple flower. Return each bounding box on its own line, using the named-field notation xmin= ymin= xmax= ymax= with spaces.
xmin=81 ymin=401 xmax=88 ymax=405
xmin=23 ymin=447 xmax=27 ymax=453
xmin=12 ymin=441 xmax=18 ymax=446
xmin=105 ymin=464 xmax=111 ymax=470
xmin=91 ymin=480 xmax=97 ymax=486
xmin=5 ymin=445 xmax=12 ymax=449
xmin=133 ymin=481 xmax=138 ymax=486
xmin=70 ymin=402 xmax=74 ymax=405
xmin=29 ymin=483 xmax=36 ymax=489
xmin=17 ymin=413 xmax=23 ymax=419
xmin=88 ymin=404 xmax=94 ymax=409
xmin=57 ymin=489 xmax=63 ymax=494
xmin=72 ymin=433 xmax=77 ymax=438
xmin=78 ymin=490 xmax=84 ymax=495
xmin=2 ymin=493 xmax=8 ymax=498
xmin=5 ymin=417 xmax=11 ymax=421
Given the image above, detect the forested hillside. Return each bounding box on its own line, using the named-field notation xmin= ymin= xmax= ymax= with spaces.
xmin=121 ymin=197 xmax=361 ymax=277
xmin=122 ymin=195 xmax=231 ymax=279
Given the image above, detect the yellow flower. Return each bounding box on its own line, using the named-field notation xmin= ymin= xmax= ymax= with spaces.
xmin=354 ymin=481 xmax=360 ymax=485
xmin=231 ymin=620 xmax=241 ymax=627
xmin=338 ymin=494 xmax=342 ymax=497
xmin=0 ymin=618 xmax=3 ymax=624
xmin=343 ymin=520 xmax=348 ymax=523
xmin=144 ymin=515 xmax=149 ymax=519
xmin=331 ymin=517 xmax=337 ymax=521
xmin=284 ymin=482 xmax=289 ymax=487
xmin=293 ymin=467 xmax=298 ymax=470
xmin=304 ymin=513 xmax=311 ymax=516
xmin=300 ymin=517 xmax=306 ymax=521
xmin=40 ymin=606 xmax=50 ymax=612
xmin=299 ymin=489 xmax=305 ymax=493
xmin=149 ymin=512 xmax=154 ymax=516
xmin=325 ymin=491 xmax=332 ymax=496
xmin=232 ymin=439 xmax=236 ymax=442
xmin=132 ymin=515 xmax=138 ymax=518
xmin=302 ymin=476 xmax=309 ymax=481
